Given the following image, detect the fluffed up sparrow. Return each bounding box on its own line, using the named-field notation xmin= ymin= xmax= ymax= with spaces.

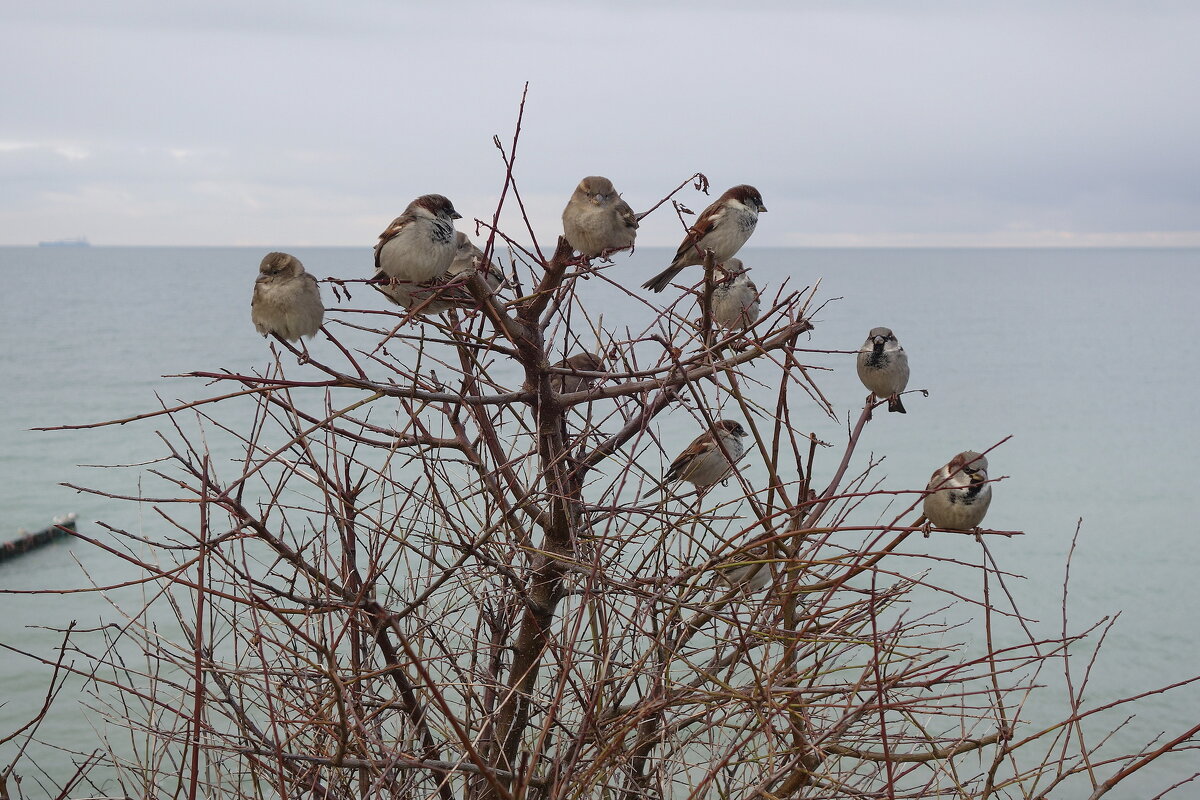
xmin=923 ymin=451 xmax=993 ymax=530
xmin=550 ymin=352 xmax=606 ymax=395
xmin=562 ymin=175 xmax=638 ymax=259
xmin=642 ymin=419 xmax=749 ymax=498
xmin=857 ymin=327 xmax=910 ymax=413
xmin=373 ymin=194 xmax=462 ymax=289
xmin=376 ymin=231 xmax=504 ymax=313
xmin=251 ymin=252 xmax=324 ymax=341
xmin=710 ymin=259 xmax=760 ymax=330
xmin=642 ymin=184 xmax=767 ymax=293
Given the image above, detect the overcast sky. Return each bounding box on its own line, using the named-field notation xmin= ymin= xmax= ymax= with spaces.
xmin=2 ymin=1 xmax=1198 ymax=247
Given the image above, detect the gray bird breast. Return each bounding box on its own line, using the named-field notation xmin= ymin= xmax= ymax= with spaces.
xmin=864 ymin=349 xmax=890 ymax=369
xmin=736 ymin=208 xmax=758 ymax=233
xmin=950 ymin=483 xmax=985 ymax=505
xmin=431 ymin=218 xmax=455 ymax=245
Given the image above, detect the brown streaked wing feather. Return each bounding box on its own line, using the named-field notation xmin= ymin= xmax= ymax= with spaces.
xmin=251 ymin=277 xmax=265 ymax=310
xmin=672 ymin=203 xmax=723 ymax=262
xmin=665 ymin=434 xmax=716 ymax=482
xmin=378 ymin=216 xmax=407 ymax=242
xmin=617 ymin=199 xmax=638 ymax=229
xmin=374 ymin=215 xmax=408 ymax=272
xmin=929 ymin=465 xmax=949 ymax=487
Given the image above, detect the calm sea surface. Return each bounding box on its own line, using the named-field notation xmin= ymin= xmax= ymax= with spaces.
xmin=1 ymin=246 xmax=1197 ymax=797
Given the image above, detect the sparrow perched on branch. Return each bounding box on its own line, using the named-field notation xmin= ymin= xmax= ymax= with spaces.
xmin=715 ymin=539 xmax=774 ymax=591
xmin=376 ymin=231 xmax=503 ymax=313
xmin=251 ymin=252 xmax=324 ymax=341
xmin=561 ymin=175 xmax=638 ymax=259
xmin=856 ymin=327 xmax=910 ymax=413
xmin=550 ymin=352 xmax=606 ymax=395
xmin=710 ymin=260 xmax=760 ymax=330
xmin=923 ymin=451 xmax=993 ymax=530
xmin=642 ymin=185 xmax=767 ymax=293
xmin=373 ymin=194 xmax=462 ymax=289
xmin=642 ymin=419 xmax=749 ymax=498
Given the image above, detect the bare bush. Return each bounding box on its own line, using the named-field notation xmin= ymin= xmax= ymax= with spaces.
xmin=4 ymin=94 xmax=1198 ymax=800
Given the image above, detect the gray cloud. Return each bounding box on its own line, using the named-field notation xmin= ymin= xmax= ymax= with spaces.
xmin=2 ymin=1 xmax=1199 ymax=245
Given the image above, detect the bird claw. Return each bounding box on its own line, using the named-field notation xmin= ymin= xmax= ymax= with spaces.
xmin=921 ymin=520 xmax=933 ymax=538
xmin=598 ymin=245 xmax=631 ymax=261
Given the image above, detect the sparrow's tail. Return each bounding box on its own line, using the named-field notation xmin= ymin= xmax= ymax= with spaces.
xmin=641 ymin=479 xmax=671 ymax=499
xmin=888 ymin=394 xmax=907 ymax=413
xmin=642 ymin=265 xmax=684 ymax=293
xmin=371 ymin=273 xmax=409 ymax=308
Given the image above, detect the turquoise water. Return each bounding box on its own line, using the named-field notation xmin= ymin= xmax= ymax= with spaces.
xmin=1 ymin=246 xmax=1197 ymax=797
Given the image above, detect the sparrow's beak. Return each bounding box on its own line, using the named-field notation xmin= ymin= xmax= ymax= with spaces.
xmin=758 ymin=204 xmax=768 ymax=212
xmin=873 ymin=335 xmax=886 ymax=346
xmin=452 ymin=211 xmax=463 ymax=220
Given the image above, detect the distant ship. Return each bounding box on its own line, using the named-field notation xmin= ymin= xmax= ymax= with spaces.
xmin=38 ymin=236 xmax=90 ymax=247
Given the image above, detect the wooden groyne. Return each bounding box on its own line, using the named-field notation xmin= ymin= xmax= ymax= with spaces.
xmin=0 ymin=514 xmax=77 ymax=562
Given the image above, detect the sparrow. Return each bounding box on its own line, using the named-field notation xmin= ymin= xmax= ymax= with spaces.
xmin=856 ymin=327 xmax=910 ymax=413
xmin=923 ymin=451 xmax=993 ymax=531
xmin=561 ymin=175 xmax=638 ymax=259
xmin=250 ymin=252 xmax=324 ymax=341
xmin=642 ymin=184 xmax=767 ymax=293
xmin=710 ymin=260 xmax=760 ymax=330
xmin=550 ymin=352 xmax=605 ymax=395
xmin=642 ymin=419 xmax=749 ymax=498
xmin=714 ymin=540 xmax=774 ymax=591
xmin=373 ymin=194 xmax=462 ymax=289
xmin=376 ymin=231 xmax=504 ymax=313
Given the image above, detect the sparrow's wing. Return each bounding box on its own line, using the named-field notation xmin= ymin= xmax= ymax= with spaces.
xmin=374 ymin=215 xmax=409 ymax=272
xmin=670 ymin=201 xmax=727 ymax=265
xmin=669 ymin=222 xmax=708 ymax=266
xmin=927 ymin=466 xmax=949 ymax=490
xmin=664 ymin=434 xmax=717 ymax=483
xmin=661 ymin=456 xmax=685 ymax=485
xmin=643 ymin=203 xmax=730 ymax=292
xmin=251 ymin=277 xmax=266 ymax=309
xmin=616 ymin=198 xmax=638 ymax=229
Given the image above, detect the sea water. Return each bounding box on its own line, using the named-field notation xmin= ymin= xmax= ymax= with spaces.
xmin=0 ymin=246 xmax=1197 ymax=797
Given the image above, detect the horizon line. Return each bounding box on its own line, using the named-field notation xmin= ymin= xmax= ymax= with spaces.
xmin=16 ymin=230 xmax=1200 ymax=249
xmin=9 ymin=242 xmax=1200 ymax=250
